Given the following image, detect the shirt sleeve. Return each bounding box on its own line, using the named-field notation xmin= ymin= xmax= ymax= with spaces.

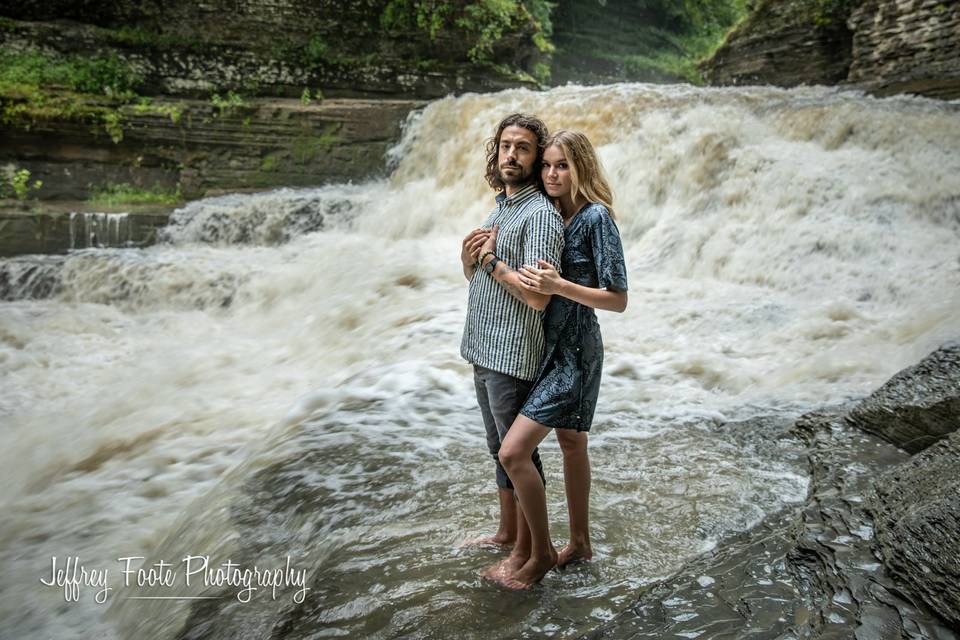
xmin=590 ymin=206 xmax=628 ymax=291
xmin=522 ymin=205 xmax=565 ymax=272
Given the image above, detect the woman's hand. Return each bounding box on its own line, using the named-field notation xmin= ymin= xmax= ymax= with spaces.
xmin=518 ymin=259 xmax=566 ymax=295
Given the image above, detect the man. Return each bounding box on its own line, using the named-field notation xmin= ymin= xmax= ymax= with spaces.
xmin=459 ymin=113 xmax=564 ymax=581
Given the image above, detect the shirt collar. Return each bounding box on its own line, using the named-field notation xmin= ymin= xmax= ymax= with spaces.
xmin=495 ymin=182 xmax=540 ymax=205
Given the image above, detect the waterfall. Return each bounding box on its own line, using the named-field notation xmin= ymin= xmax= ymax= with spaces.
xmin=1 ymin=83 xmax=958 ymax=640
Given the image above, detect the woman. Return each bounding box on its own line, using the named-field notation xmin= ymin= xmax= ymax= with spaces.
xmin=492 ymin=130 xmax=628 ymax=589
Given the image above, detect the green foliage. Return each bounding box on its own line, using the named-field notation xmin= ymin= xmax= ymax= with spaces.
xmin=532 ymin=61 xmax=551 ymax=83
xmin=103 ymin=111 xmax=124 ymax=143
xmin=812 ymin=0 xmax=862 ymax=26
xmin=305 ymin=35 xmax=329 ymax=66
xmin=381 ymin=1 xmax=453 ymax=40
xmin=457 ymin=0 xmax=520 ymax=63
xmin=380 ymin=1 xmax=551 ymax=67
xmin=210 ymin=91 xmax=248 ymax=117
xmin=261 ymin=153 xmax=281 ymax=172
xmin=0 ymin=49 xmax=142 ymax=97
xmin=6 ymin=168 xmax=43 ymax=200
xmin=87 ymin=183 xmax=182 ymax=206
xmin=0 ymin=16 xmax=18 ymax=31
xmin=0 ymin=49 xmax=148 ymax=143
xmin=551 ymin=0 xmax=751 ymax=84
xmin=290 ymin=125 xmax=340 ymax=164
xmin=131 ymin=97 xmax=184 ymax=124
xmin=532 ymin=31 xmax=554 ymax=54
xmin=300 ymin=88 xmax=312 ymax=104
xmin=107 ymin=26 xmax=202 ymax=50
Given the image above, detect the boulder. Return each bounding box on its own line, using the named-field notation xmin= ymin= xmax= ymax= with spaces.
xmin=869 ymin=429 xmax=960 ymax=629
xmin=846 ymin=342 xmax=960 ymax=453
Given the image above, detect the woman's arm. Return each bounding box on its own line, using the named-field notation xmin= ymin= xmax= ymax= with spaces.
xmin=518 ymin=259 xmax=627 ymax=313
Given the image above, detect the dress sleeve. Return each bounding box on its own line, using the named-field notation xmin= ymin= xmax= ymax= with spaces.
xmin=522 ymin=205 xmax=565 ymax=272
xmin=590 ymin=206 xmax=628 ymax=291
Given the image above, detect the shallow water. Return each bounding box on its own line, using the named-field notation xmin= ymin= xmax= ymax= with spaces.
xmin=1 ymin=83 xmax=958 ymax=639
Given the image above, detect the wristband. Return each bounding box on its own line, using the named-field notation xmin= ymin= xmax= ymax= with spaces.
xmin=478 ymin=250 xmax=496 ymax=267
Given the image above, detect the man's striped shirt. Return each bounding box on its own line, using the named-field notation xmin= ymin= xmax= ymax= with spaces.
xmin=460 ymin=183 xmax=565 ymax=381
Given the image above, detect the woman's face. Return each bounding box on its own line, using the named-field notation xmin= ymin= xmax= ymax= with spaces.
xmin=541 ymin=145 xmax=572 ymax=199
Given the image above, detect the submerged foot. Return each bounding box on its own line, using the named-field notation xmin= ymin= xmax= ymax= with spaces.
xmin=480 ymin=551 xmax=528 ymax=581
xmin=459 ymin=533 xmax=516 ymax=548
xmin=494 ymin=549 xmax=558 ymax=590
xmin=557 ymin=542 xmax=592 ymax=568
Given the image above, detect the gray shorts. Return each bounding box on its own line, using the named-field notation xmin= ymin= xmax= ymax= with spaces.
xmin=473 ymin=365 xmax=546 ymax=490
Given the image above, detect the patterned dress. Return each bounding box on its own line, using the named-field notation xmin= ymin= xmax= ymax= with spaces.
xmin=519 ymin=203 xmax=628 ymax=432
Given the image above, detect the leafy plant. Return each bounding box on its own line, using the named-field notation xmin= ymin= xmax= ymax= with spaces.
xmin=88 ymin=183 xmax=182 ymax=206
xmin=210 ymin=91 xmax=248 ymax=117
xmin=8 ymin=168 xmax=43 ymax=200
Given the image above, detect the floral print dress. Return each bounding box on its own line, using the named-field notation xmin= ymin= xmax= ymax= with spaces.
xmin=520 ymin=203 xmax=628 ymax=432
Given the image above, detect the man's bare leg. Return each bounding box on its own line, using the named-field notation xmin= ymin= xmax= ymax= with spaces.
xmin=556 ymin=429 xmax=593 ymax=566
xmin=493 ymin=417 xmax=557 ymax=589
xmin=463 ymin=488 xmax=517 ymax=546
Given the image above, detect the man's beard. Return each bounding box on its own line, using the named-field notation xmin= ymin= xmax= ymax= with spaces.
xmin=498 ymin=162 xmax=533 ymax=187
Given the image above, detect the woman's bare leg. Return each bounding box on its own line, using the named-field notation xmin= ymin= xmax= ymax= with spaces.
xmin=480 ymin=502 xmax=531 ymax=579
xmin=555 ymin=429 xmax=593 ymax=566
xmin=495 ymin=416 xmax=557 ymax=588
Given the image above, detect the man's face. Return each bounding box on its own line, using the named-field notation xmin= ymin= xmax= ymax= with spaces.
xmin=497 ymin=125 xmax=539 ymax=188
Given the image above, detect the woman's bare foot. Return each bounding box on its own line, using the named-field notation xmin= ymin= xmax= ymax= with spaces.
xmin=493 ymin=549 xmax=558 ymax=590
xmin=557 ymin=542 xmax=592 ymax=567
xmin=480 ymin=550 xmax=528 ymax=580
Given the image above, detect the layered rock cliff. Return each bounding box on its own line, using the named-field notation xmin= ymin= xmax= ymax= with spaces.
xmin=702 ymin=0 xmax=960 ymax=100
xmin=0 ymin=1 xmax=548 ymax=208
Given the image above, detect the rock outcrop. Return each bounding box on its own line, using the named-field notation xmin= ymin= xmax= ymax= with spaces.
xmin=847 ymin=0 xmax=960 ymax=99
xmin=870 ymin=429 xmax=960 ymax=629
xmin=700 ymin=0 xmax=854 ymax=88
xmin=590 ymin=342 xmax=960 ymax=638
xmin=702 ymin=0 xmax=960 ymax=100
xmin=1 ymin=95 xmax=420 ymax=206
xmin=0 ymin=2 xmax=544 ymax=99
xmin=0 ymin=2 xmax=546 ymax=212
xmin=847 ymin=341 xmax=960 ymax=453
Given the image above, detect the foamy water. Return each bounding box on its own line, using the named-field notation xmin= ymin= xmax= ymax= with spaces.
xmin=1 ymin=83 xmax=958 ymax=639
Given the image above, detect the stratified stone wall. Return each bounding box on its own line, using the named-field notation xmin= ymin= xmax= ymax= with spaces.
xmin=702 ymin=0 xmax=960 ymax=100
xmin=870 ymin=429 xmax=960 ymax=628
xmin=0 ymin=1 xmax=543 ymax=99
xmin=847 ymin=0 xmax=960 ymax=98
xmin=0 ymin=97 xmax=422 ymax=202
xmin=700 ymin=0 xmax=854 ymax=88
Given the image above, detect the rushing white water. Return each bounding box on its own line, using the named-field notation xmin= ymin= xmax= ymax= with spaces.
xmin=1 ymin=83 xmax=958 ymax=639
xmin=69 ymin=212 xmax=133 ymax=249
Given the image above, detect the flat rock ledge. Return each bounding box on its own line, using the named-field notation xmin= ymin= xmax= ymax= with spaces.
xmin=586 ymin=342 xmax=960 ymax=639
xmin=847 ymin=342 xmax=960 ymax=454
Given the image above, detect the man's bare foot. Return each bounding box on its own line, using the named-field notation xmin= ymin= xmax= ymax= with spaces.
xmin=557 ymin=542 xmax=592 ymax=567
xmin=490 ymin=549 xmax=558 ymax=590
xmin=480 ymin=551 xmax=528 ymax=581
xmin=459 ymin=533 xmax=516 ymax=548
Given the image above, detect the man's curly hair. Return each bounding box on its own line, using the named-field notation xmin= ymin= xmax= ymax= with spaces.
xmin=484 ymin=113 xmax=549 ymax=192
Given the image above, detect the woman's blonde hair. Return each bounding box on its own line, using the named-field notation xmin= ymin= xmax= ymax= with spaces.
xmin=544 ymin=130 xmax=615 ymax=219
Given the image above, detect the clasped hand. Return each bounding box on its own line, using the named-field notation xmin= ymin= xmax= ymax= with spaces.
xmin=518 ymin=260 xmax=564 ymax=295
xmin=461 ymin=227 xmax=492 ymax=268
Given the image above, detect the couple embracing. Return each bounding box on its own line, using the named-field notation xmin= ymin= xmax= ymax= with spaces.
xmin=460 ymin=113 xmax=628 ymax=589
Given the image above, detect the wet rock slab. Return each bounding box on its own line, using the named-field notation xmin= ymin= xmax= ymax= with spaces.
xmin=583 ymin=408 xmax=958 ymax=639
xmin=586 ymin=342 xmax=960 ymax=639
xmin=871 ymin=429 xmax=960 ymax=629
xmin=847 ymin=342 xmax=960 ymax=454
